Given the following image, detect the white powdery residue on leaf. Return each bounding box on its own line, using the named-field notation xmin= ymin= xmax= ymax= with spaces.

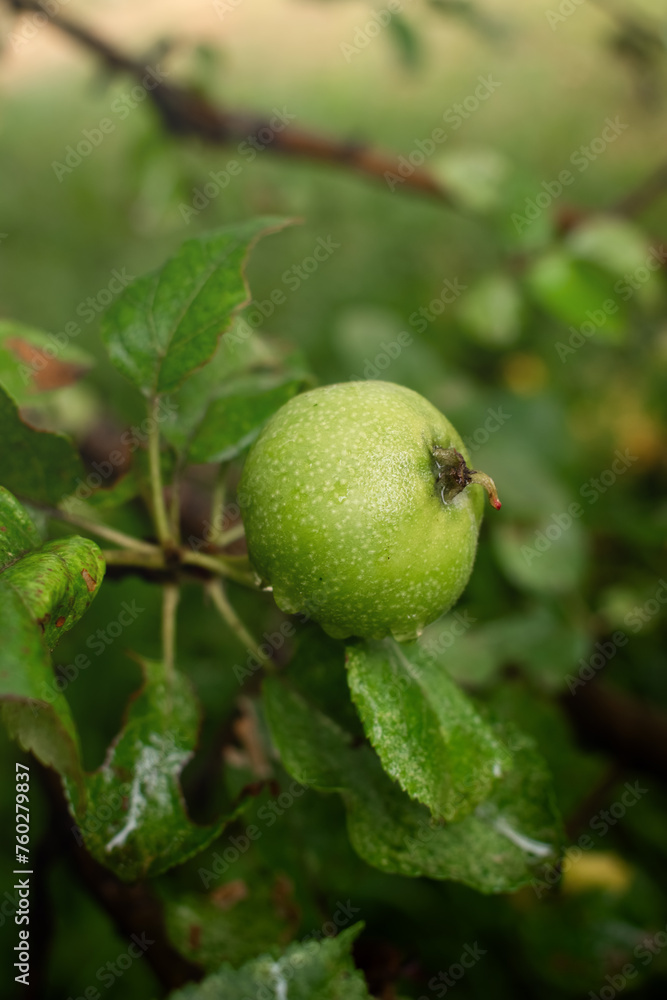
xmin=104 ymin=758 xmax=149 ymax=853
xmin=105 ymin=735 xmax=184 ymax=852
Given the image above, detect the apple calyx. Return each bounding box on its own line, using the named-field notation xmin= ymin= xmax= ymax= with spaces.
xmin=432 ymin=446 xmax=502 ymax=510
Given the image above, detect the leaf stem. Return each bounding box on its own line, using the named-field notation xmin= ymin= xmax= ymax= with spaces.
xmin=53 ymin=509 xmax=160 ymax=555
xmin=168 ymin=482 xmax=181 ymax=545
xmin=148 ymin=397 xmax=173 ymax=547
xmin=99 ymin=546 xmax=258 ymax=588
xmin=215 ymin=522 xmax=246 ymax=548
xmin=182 ymin=550 xmax=257 ymax=587
xmin=162 ymin=583 xmax=180 ymax=687
xmin=100 ymin=548 xmax=168 ymax=569
xmin=206 ymin=579 xmax=273 ymax=668
xmin=207 ymin=465 xmax=246 ymax=548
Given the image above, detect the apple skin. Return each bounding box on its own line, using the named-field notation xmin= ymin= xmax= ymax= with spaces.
xmin=239 ymin=380 xmax=485 ymax=641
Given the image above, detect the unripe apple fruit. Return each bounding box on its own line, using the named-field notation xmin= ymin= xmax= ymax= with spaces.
xmin=239 ymin=381 xmax=500 ymax=641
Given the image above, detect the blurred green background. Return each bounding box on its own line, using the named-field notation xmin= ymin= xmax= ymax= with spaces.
xmin=1 ymin=0 xmax=667 ymax=997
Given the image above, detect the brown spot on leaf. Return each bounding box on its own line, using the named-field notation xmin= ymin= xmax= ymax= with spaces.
xmin=56 ymin=616 xmax=66 ymax=627
xmin=188 ymin=925 xmax=201 ymax=951
xmin=0 ymin=526 xmax=6 ymax=532
xmin=210 ymin=879 xmax=248 ymax=910
xmin=6 ymin=338 xmax=90 ymax=392
xmin=36 ymin=614 xmax=50 ymax=633
xmin=81 ymin=568 xmax=96 ymax=592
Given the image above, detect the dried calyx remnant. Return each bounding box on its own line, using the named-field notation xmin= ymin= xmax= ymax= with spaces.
xmin=433 ymin=447 xmax=502 ymax=510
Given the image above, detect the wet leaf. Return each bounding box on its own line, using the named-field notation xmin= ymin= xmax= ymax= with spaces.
xmin=80 ymin=657 xmax=247 ymax=882
xmin=263 ymin=677 xmax=563 ymax=894
xmin=345 ymin=639 xmax=507 ymax=820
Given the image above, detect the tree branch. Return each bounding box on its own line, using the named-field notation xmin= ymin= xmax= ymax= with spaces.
xmin=7 ymin=0 xmax=452 ymax=205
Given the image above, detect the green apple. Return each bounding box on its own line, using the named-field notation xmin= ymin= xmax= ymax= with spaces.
xmin=239 ymin=380 xmax=500 ymax=641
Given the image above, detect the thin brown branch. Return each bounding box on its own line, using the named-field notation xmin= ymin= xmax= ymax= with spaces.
xmin=8 ymin=0 xmax=452 ymax=205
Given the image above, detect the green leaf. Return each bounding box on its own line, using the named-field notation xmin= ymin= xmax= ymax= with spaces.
xmin=345 ymin=639 xmax=507 ymax=820
xmin=428 ymin=0 xmax=506 ymax=39
xmin=80 ymin=656 xmax=245 ymax=881
xmin=387 ymin=13 xmax=422 ymax=70
xmin=0 ymin=584 xmax=85 ymax=811
xmin=288 ymin=624 xmax=364 ymax=738
xmin=421 ymin=606 xmax=589 ymax=691
xmin=526 ymin=252 xmax=626 ymax=337
xmin=164 ymin=924 xmax=370 ymax=1000
xmin=100 ymin=219 xmax=291 ymax=397
xmin=0 ymin=319 xmax=93 ymax=404
xmin=0 ymin=488 xmax=104 ymax=811
xmin=2 ymin=536 xmax=104 ymax=649
xmin=459 ymin=272 xmax=522 ymax=347
xmin=0 ymin=491 xmax=241 ymax=880
xmin=160 ymin=327 xmax=312 ymax=463
xmin=163 ymin=876 xmax=296 ymax=973
xmin=433 ymin=148 xmax=510 ymax=213
xmin=492 ymin=517 xmax=588 ymax=594
xmin=0 ymin=383 xmax=84 ymax=505
xmin=0 ymin=485 xmax=42 ymax=565
xmin=264 ymin=677 xmax=563 ymax=894
xmin=64 ymin=471 xmax=140 ymax=514
xmin=566 ymin=216 xmax=652 ymax=278
xmin=187 ymin=375 xmax=305 ymax=465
